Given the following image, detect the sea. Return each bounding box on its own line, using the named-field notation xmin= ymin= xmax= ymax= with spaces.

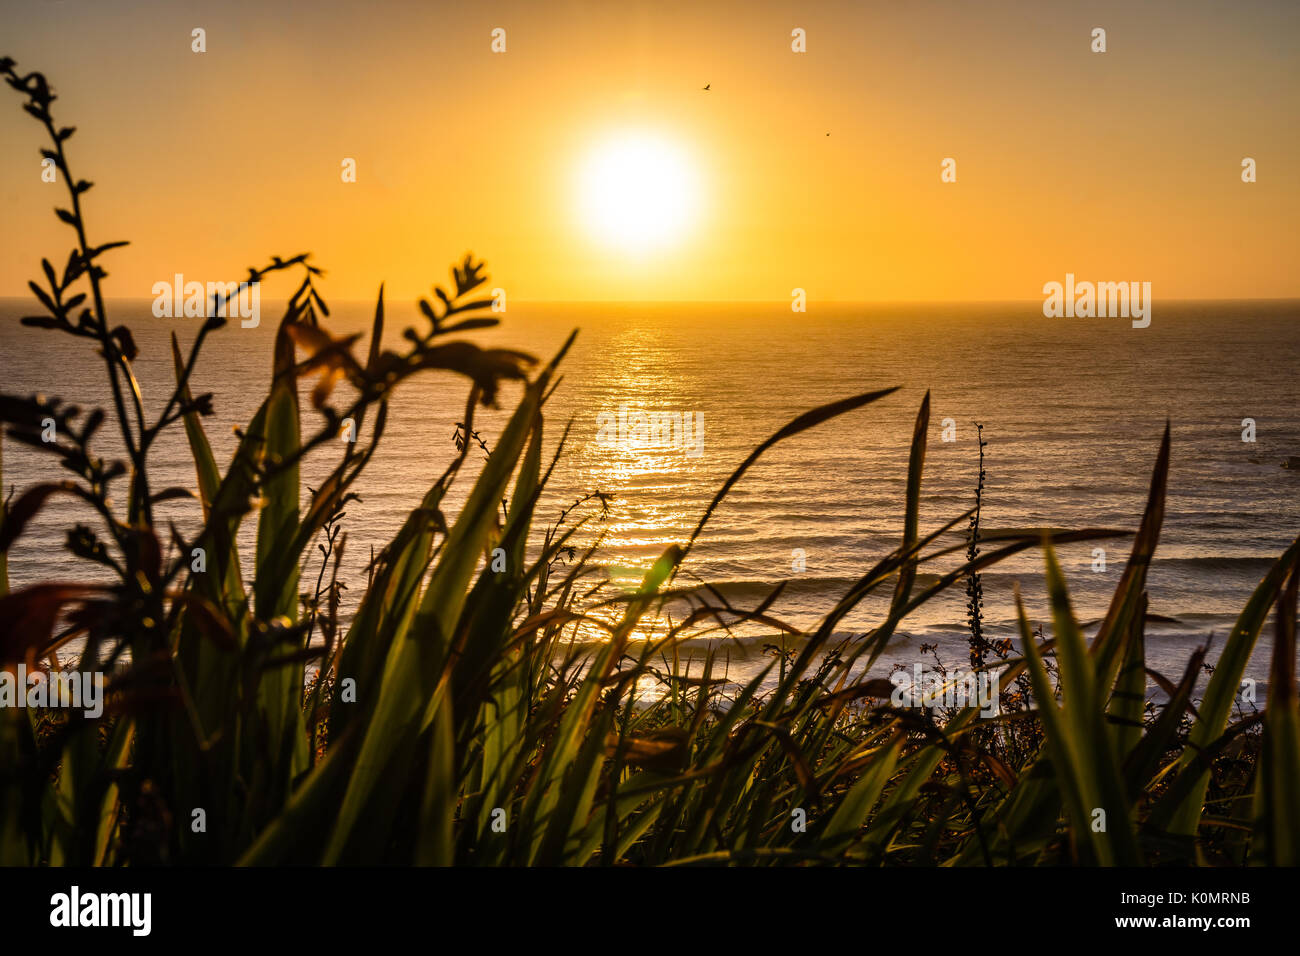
xmin=2 ymin=297 xmax=1298 ymax=701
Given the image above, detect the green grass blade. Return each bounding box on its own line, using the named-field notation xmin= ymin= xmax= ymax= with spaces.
xmin=1254 ymin=565 xmax=1300 ymax=863
xmin=1041 ymin=540 xmax=1141 ymax=864
xmin=322 ymin=376 xmax=544 ymax=863
xmin=1168 ymin=534 xmax=1300 ymax=836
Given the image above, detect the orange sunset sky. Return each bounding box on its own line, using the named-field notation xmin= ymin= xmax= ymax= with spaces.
xmin=1 ymin=0 xmax=1297 ymax=302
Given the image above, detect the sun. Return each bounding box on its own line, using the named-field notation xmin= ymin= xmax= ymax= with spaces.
xmin=577 ymin=133 xmax=700 ymax=253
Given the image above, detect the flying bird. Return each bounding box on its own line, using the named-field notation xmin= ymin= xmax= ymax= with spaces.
xmin=702 ymin=83 xmax=710 ymax=91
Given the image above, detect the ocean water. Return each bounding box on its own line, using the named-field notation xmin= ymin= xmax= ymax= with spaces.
xmin=2 ymin=298 xmax=1298 ymax=697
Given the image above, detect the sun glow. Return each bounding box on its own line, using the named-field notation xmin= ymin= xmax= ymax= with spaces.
xmin=577 ymin=133 xmax=700 ymax=254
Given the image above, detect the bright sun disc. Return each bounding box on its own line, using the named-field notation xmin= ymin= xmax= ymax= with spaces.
xmin=578 ymin=134 xmax=699 ymax=253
